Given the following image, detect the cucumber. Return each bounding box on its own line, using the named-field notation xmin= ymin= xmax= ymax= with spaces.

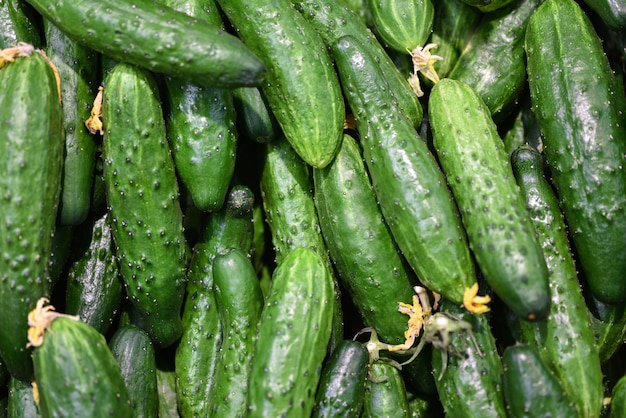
xmin=247 ymin=247 xmax=334 ymax=418
xmin=581 ymin=0 xmax=626 ymax=30
xmin=331 ymin=35 xmax=477 ymax=305
xmin=590 ymin=299 xmax=626 ymax=364
xmin=175 ymin=185 xmax=254 ymax=418
xmin=109 ymin=324 xmax=158 ymax=418
xmin=362 ymin=361 xmax=411 ymax=418
xmin=217 ymin=0 xmax=344 ymax=168
xmin=448 ymin=0 xmax=543 ymax=122
xmin=429 ymin=78 xmax=551 ymax=321
xmin=156 ymin=367 xmax=180 ymax=418
xmin=501 ymin=344 xmax=578 ymax=417
xmin=460 ymin=0 xmax=516 ymax=12
xmin=525 ymin=0 xmax=626 ymax=304
xmin=313 ymin=132 xmax=417 ymax=345
xmin=64 ymin=211 xmax=124 ymax=336
xmin=233 ymin=87 xmax=280 ymax=143
xmin=610 ymin=373 xmax=626 ymax=417
xmin=2 ymin=0 xmax=42 ymax=48
xmin=209 ymin=248 xmax=264 ymax=417
xmin=432 ymin=299 xmax=507 ymax=418
xmin=102 ymin=62 xmax=189 ymax=347
xmin=0 ymin=46 xmax=63 ymax=382
xmin=7 ymin=377 xmax=38 ymax=418
xmin=44 ymin=19 xmax=99 ymax=225
xmin=511 ymin=145 xmax=603 ymax=418
xmin=312 ymin=339 xmax=369 ymax=418
xmin=366 ymin=0 xmax=434 ymax=53
xmin=291 ymin=0 xmax=423 ymax=128
xmin=160 ymin=0 xmax=238 ymax=212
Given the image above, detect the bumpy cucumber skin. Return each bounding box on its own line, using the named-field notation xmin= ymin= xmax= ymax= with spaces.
xmin=501 ymin=344 xmax=578 ymax=417
xmin=332 ymin=35 xmax=476 ymax=305
xmin=366 ymin=0 xmax=434 ymax=52
xmin=23 ymin=0 xmax=265 ymax=88
xmin=65 ymin=212 xmax=124 ymax=336
xmin=512 ymin=145 xmax=603 ymax=418
xmin=102 ymin=62 xmax=189 ymax=347
xmin=33 ymin=317 xmax=134 ymax=418
xmin=210 ymin=248 xmax=264 ymax=418
xmin=363 ymin=361 xmax=411 ymax=418
xmin=432 ymin=300 xmax=507 ymax=418
xmin=0 ymin=51 xmax=63 ymax=382
xmin=217 ymin=0 xmax=344 ymax=168
xmin=247 ymin=247 xmax=334 ymax=418
xmin=312 ymin=340 xmax=369 ymax=418
xmin=292 ymin=0 xmax=423 ymax=128
xmin=449 ymin=0 xmax=543 ymax=122
xmin=7 ymin=377 xmax=39 ymax=418
xmin=429 ymin=79 xmax=551 ymax=321
xmin=313 ymin=133 xmax=417 ymax=345
xmin=175 ymin=185 xmax=254 ymax=418
xmin=525 ymin=0 xmax=626 ymax=304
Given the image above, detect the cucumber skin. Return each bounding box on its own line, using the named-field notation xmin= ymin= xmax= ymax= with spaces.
xmin=366 ymin=0 xmax=434 ymax=53
xmin=313 ymin=133 xmax=417 ymax=345
xmin=23 ymin=0 xmax=265 ymax=88
xmin=102 ymin=62 xmax=189 ymax=348
xmin=33 ymin=317 xmax=134 ymax=418
xmin=0 ymin=51 xmax=63 ymax=382
xmin=331 ymin=35 xmax=477 ymax=305
xmin=582 ymin=0 xmax=626 ymax=30
xmin=460 ymin=0 xmax=516 ymax=12
xmin=610 ymin=374 xmax=626 ymax=417
xmin=7 ymin=377 xmax=39 ymax=418
xmin=429 ymin=78 xmax=551 ymax=321
xmin=525 ymin=0 xmax=626 ymax=304
xmin=2 ymin=0 xmax=43 ymax=48
xmin=247 ymin=247 xmax=334 ymax=418
xmin=217 ymin=0 xmax=344 ymax=168
xmin=511 ymin=145 xmax=603 ymax=418
xmin=362 ymin=361 xmax=411 ymax=418
xmin=233 ymin=87 xmax=280 ymax=143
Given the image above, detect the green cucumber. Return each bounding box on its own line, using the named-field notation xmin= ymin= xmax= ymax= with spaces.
xmin=7 ymin=377 xmax=38 ymax=418
xmin=366 ymin=0 xmax=434 ymax=53
xmin=525 ymin=0 xmax=626 ymax=304
xmin=48 ymin=222 xmax=73 ymax=288
xmin=175 ymin=185 xmax=254 ymax=418
xmin=292 ymin=0 xmax=423 ymax=128
xmin=313 ymin=132 xmax=417 ymax=345
xmin=233 ymin=87 xmax=280 ymax=144
xmin=448 ymin=0 xmax=543 ymax=122
xmin=109 ymin=324 xmax=158 ymax=418
xmin=0 ymin=47 xmax=63 ymax=382
xmin=23 ymin=0 xmax=265 ymax=88
xmin=247 ymin=247 xmax=334 ymax=418
xmin=501 ymin=344 xmax=578 ymax=417
xmin=44 ymin=19 xmax=99 ymax=225
xmin=217 ymin=0 xmax=344 ymax=168
xmin=610 ymin=373 xmax=626 ymax=417
xmin=429 ymin=78 xmax=551 ymax=321
xmin=65 ymin=211 xmax=124 ymax=336
xmin=581 ymin=0 xmax=626 ymax=30
xmin=2 ymin=0 xmax=42 ymax=48
xmin=102 ymin=62 xmax=189 ymax=347
xmin=432 ymin=299 xmax=507 ymax=417
xmin=331 ymin=35 xmax=477 ymax=305
xmin=156 ymin=366 xmax=179 ymax=418
xmin=362 ymin=361 xmax=411 ymax=418
xmin=511 ymin=145 xmax=603 ymax=418
xmin=590 ymin=299 xmax=626 ymax=364
xmin=32 ymin=315 xmax=133 ymax=417
xmin=209 ymin=247 xmax=264 ymax=417
xmin=312 ymin=339 xmax=369 ymax=418
xmin=460 ymin=0 xmax=516 ymax=12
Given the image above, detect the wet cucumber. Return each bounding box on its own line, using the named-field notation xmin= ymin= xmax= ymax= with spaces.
xmin=1 ymin=0 xmax=42 ymax=48
xmin=460 ymin=0 xmax=516 ymax=12
xmin=363 ymin=361 xmax=411 ymax=418
xmin=233 ymin=86 xmax=280 ymax=144
xmin=582 ymin=0 xmax=626 ymax=30
xmin=0 ymin=46 xmax=63 ymax=382
xmin=525 ymin=0 xmax=626 ymax=304
xmin=429 ymin=78 xmax=551 ymax=321
xmin=366 ymin=0 xmax=434 ymax=53
xmin=102 ymin=62 xmax=189 ymax=347
xmin=7 ymin=377 xmax=38 ymax=418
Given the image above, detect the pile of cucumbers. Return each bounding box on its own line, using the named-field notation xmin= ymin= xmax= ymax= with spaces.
xmin=1 ymin=0 xmax=626 ymax=416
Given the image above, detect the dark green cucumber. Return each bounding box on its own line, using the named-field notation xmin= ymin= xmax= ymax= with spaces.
xmin=44 ymin=19 xmax=99 ymax=225
xmin=102 ymin=62 xmax=189 ymax=347
xmin=429 ymin=78 xmax=551 ymax=321
xmin=511 ymin=145 xmax=603 ymax=418
xmin=109 ymin=324 xmax=158 ymax=418
xmin=32 ymin=316 xmax=133 ymax=417
xmin=582 ymin=0 xmax=626 ymax=30
xmin=313 ymin=133 xmax=417 ymax=345
xmin=23 ymin=0 xmax=265 ymax=88
xmin=209 ymin=248 xmax=264 ymax=418
xmin=589 ymin=299 xmax=626 ymax=363
xmin=331 ymin=35 xmax=477 ymax=305
xmin=0 ymin=47 xmax=63 ymax=382
xmin=65 ymin=211 xmax=124 ymax=336
xmin=460 ymin=0 xmax=516 ymax=12
xmin=448 ymin=0 xmax=543 ymax=122
xmin=175 ymin=185 xmax=254 ymax=418
xmin=156 ymin=367 xmax=179 ymax=418
xmin=366 ymin=0 xmax=434 ymax=53
xmin=7 ymin=377 xmax=38 ymax=418
xmin=432 ymin=299 xmax=507 ymax=418
xmin=501 ymin=344 xmax=578 ymax=417
xmin=2 ymin=0 xmax=42 ymax=48
xmin=525 ymin=0 xmax=626 ymax=304
xmin=47 ymin=222 xmax=73 ymax=288
xmin=312 ymin=339 xmax=369 ymax=418
xmin=233 ymin=87 xmax=280 ymax=143
xmin=610 ymin=373 xmax=626 ymax=417
xmin=362 ymin=361 xmax=411 ymax=418
xmin=217 ymin=0 xmax=344 ymax=168
xmin=247 ymin=247 xmax=334 ymax=418
xmin=161 ymin=0 xmax=237 ymax=212
xmin=292 ymin=0 xmax=423 ymax=128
